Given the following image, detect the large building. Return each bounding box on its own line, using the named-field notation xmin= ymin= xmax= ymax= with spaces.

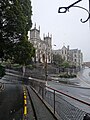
xmin=52 ymin=45 xmax=83 ymax=69
xmin=28 ymin=24 xmax=83 ymax=69
xmin=28 ymin=24 xmax=52 ymax=63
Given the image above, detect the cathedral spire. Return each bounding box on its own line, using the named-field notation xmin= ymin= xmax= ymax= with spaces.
xmin=50 ymin=34 xmax=52 ymax=38
xmin=34 ymin=23 xmax=36 ymax=29
xmin=39 ymin=25 xmax=40 ymax=31
xmin=43 ymin=33 xmax=45 ymax=39
xmin=48 ymin=32 xmax=49 ymax=37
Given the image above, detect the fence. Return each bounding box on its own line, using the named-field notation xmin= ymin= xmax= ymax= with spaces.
xmin=28 ymin=78 xmax=90 ymax=120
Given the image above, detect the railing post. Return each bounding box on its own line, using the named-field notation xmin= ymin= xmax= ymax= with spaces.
xmin=42 ymin=86 xmax=44 ymax=99
xmin=54 ymin=90 xmax=55 ymax=114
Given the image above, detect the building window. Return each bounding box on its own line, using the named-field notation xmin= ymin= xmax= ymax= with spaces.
xmin=65 ymin=50 xmax=66 ymax=54
xmin=75 ymin=54 xmax=77 ymax=57
xmin=74 ymin=59 xmax=76 ymax=62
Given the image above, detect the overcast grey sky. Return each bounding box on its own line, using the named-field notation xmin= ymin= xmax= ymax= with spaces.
xmin=31 ymin=0 xmax=90 ymax=62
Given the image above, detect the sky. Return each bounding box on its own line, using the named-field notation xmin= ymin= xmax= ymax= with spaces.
xmin=31 ymin=0 xmax=90 ymax=62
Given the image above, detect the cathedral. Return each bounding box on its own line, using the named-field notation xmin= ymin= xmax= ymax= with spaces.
xmin=28 ymin=24 xmax=52 ymax=63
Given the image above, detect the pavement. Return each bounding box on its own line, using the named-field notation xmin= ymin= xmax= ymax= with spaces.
xmin=27 ymin=86 xmax=58 ymax=120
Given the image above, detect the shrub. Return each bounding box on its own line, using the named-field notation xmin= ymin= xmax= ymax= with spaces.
xmin=59 ymin=73 xmax=77 ymax=78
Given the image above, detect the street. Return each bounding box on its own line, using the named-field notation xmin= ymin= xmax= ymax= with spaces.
xmin=0 ymin=76 xmax=24 ymax=120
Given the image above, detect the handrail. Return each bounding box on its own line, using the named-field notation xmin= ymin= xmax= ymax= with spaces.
xmin=28 ymin=78 xmax=89 ymax=119
xmin=46 ymin=85 xmax=90 ymax=106
xmin=28 ymin=77 xmax=90 ymax=106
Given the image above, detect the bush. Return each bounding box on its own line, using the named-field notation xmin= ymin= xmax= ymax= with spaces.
xmin=59 ymin=73 xmax=77 ymax=78
xmin=0 ymin=64 xmax=5 ymax=78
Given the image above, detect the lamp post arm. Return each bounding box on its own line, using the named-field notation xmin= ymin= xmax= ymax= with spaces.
xmin=58 ymin=0 xmax=90 ymax=23
xmin=58 ymin=0 xmax=82 ymax=13
xmin=73 ymin=6 xmax=90 ymax=23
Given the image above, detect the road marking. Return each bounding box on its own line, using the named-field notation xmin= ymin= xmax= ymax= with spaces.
xmin=24 ymin=92 xmax=26 ymax=96
xmin=23 ymin=86 xmax=28 ymax=118
xmin=24 ymin=106 xmax=27 ymax=115
xmin=24 ymin=95 xmax=26 ymax=99
xmin=24 ymin=100 xmax=27 ymax=105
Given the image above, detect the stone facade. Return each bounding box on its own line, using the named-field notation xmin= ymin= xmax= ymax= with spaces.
xmin=28 ymin=24 xmax=52 ymax=63
xmin=52 ymin=45 xmax=83 ymax=68
xmin=28 ymin=24 xmax=83 ymax=69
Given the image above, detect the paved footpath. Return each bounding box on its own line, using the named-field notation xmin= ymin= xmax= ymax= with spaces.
xmin=27 ymin=86 xmax=58 ymax=120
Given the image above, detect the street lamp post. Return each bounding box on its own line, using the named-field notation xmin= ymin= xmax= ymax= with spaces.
xmin=44 ymin=45 xmax=48 ymax=86
xmin=45 ymin=47 xmax=48 ymax=82
xmin=45 ymin=44 xmax=56 ymax=86
xmin=58 ymin=0 xmax=90 ymax=25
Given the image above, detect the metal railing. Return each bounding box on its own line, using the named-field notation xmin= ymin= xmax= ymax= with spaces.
xmin=28 ymin=78 xmax=90 ymax=120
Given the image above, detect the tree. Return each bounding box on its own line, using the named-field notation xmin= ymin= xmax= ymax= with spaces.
xmin=0 ymin=0 xmax=34 ymax=62
xmin=0 ymin=0 xmax=25 ymax=59
xmin=13 ymin=36 xmax=35 ymax=65
xmin=19 ymin=0 xmax=32 ymax=33
xmin=13 ymin=37 xmax=35 ymax=76
xmin=61 ymin=61 xmax=70 ymax=68
xmin=0 ymin=0 xmax=35 ymax=76
xmin=53 ymin=54 xmax=63 ymax=66
xmin=61 ymin=61 xmax=70 ymax=74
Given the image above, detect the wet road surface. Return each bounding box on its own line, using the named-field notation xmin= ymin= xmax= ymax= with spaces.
xmin=0 ymin=78 xmax=24 ymax=120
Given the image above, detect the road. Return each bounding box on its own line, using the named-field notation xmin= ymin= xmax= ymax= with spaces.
xmin=77 ymin=67 xmax=90 ymax=87
xmin=47 ymin=67 xmax=90 ymax=113
xmin=0 ymin=75 xmax=24 ymax=120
